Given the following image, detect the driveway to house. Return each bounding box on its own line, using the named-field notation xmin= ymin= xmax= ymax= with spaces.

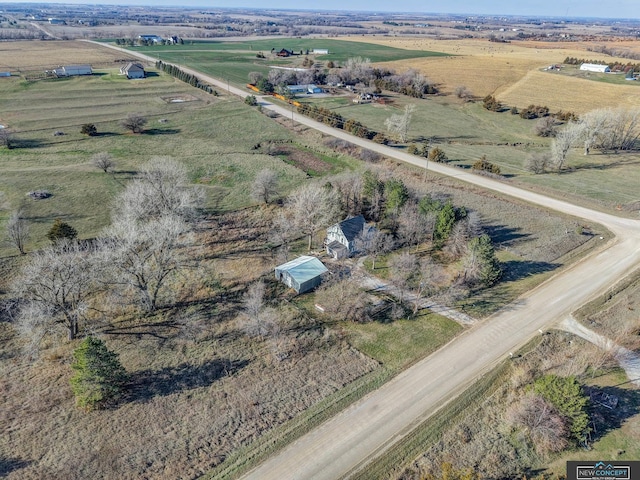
xmin=92 ymin=41 xmax=640 ymax=479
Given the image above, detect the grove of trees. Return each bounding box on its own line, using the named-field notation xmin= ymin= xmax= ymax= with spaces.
xmin=12 ymin=157 xmax=202 ymax=350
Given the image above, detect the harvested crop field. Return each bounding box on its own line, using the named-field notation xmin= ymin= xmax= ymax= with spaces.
xmin=0 ymin=40 xmax=138 ymax=72
xmin=344 ymin=36 xmax=639 ymax=112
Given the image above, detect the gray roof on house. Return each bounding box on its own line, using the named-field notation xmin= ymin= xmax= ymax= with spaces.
xmin=337 ymin=215 xmax=366 ymax=242
xmin=275 ymin=255 xmax=328 ymax=283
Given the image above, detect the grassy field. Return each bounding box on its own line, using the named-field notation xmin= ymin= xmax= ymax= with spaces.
xmin=0 ymin=40 xmax=138 ymax=72
xmin=123 ymin=37 xmax=448 ymax=62
xmin=0 ymin=68 xmax=329 ymax=254
xmin=115 ymin=38 xmax=446 ymax=87
xmin=300 ymin=89 xmax=640 ymax=211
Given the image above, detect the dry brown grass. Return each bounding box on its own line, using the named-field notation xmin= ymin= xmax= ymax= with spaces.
xmin=0 ymin=40 xmax=137 ymax=71
xmin=0 ymin=208 xmax=379 ymax=480
xmin=343 ymin=36 xmax=640 ymax=113
xmin=498 ymin=70 xmax=640 ymax=113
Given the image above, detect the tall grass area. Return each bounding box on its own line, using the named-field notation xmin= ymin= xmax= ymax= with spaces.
xmin=0 ymin=70 xmax=343 ymax=255
xmin=206 ymin=312 xmax=462 ymax=480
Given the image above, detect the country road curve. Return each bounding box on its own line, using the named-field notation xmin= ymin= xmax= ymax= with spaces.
xmin=91 ymin=41 xmax=640 ymax=480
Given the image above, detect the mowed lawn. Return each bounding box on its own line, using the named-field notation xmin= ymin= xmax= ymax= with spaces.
xmin=0 ymin=70 xmax=311 ymax=255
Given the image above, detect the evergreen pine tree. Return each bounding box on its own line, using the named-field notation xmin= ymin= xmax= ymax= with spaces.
xmin=70 ymin=337 xmax=127 ymax=410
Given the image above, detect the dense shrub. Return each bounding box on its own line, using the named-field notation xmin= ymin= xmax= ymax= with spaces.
xmin=483 ymin=95 xmax=501 ymax=112
xmin=47 ymin=219 xmax=77 ymax=243
xmin=81 ymin=123 xmax=97 ymax=136
xmin=519 ymin=104 xmax=550 ymax=120
xmin=533 ymin=374 xmax=590 ymax=442
xmin=472 ymin=155 xmax=501 ymax=175
xmin=428 ymin=147 xmax=448 ymax=163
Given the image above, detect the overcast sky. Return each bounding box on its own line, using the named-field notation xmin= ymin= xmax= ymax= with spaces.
xmin=12 ymin=1 xmax=640 ymax=19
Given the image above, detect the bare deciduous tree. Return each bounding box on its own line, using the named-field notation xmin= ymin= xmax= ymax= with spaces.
xmin=240 ymin=281 xmax=280 ymax=338
xmin=525 ymin=152 xmax=550 ymax=174
xmin=315 ymin=277 xmax=371 ymax=323
xmin=0 ymin=128 xmax=14 ymax=149
xmin=6 ymin=210 xmax=29 ymax=255
xmin=534 ymin=116 xmax=560 ymax=137
xmin=389 ymin=252 xmax=417 ymax=302
xmin=550 ymin=122 xmax=582 ymax=172
xmin=331 ymin=173 xmax=363 ymax=217
xmin=251 ymin=169 xmax=279 ymax=204
xmin=115 ymin=157 xmax=202 ymax=222
xmin=454 ymin=85 xmax=474 ymax=102
xmin=412 ymin=257 xmax=446 ymax=315
xmin=444 ymin=219 xmax=471 ymax=259
xmin=104 ymin=214 xmax=194 ymax=313
xmin=354 ymin=227 xmax=394 ymax=270
xmin=121 ymin=113 xmax=148 ymax=134
xmin=580 ymin=107 xmax=640 ymax=154
xmin=287 ymin=183 xmax=341 ymax=250
xmin=506 ymin=393 xmax=569 ymax=455
xmin=384 ymin=104 xmax=415 ymax=143
xmin=398 ymin=202 xmax=433 ymax=250
xmin=244 ymin=281 xmax=266 ymax=320
xmin=13 ymin=240 xmax=100 ymax=344
xmin=91 ymin=152 xmax=116 ymax=173
xmin=270 ymin=209 xmax=297 ymax=263
xmin=248 ymin=71 xmax=263 ymax=85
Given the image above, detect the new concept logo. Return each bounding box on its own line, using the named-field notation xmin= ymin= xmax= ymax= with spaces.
xmin=567 ymin=461 xmax=640 ymax=480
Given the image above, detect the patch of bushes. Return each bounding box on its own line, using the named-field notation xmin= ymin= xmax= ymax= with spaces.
xmin=81 ymin=123 xmax=97 ymax=136
xmin=482 ymin=95 xmax=501 ymax=112
xmin=428 ymin=147 xmax=448 ymax=163
xmin=519 ymin=104 xmax=550 ymax=119
xmin=472 ymin=155 xmax=501 ymax=175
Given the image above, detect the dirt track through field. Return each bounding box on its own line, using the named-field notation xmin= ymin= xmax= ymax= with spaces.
xmin=93 ymin=41 xmax=640 ymax=480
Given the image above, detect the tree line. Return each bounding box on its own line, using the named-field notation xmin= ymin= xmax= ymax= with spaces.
xmin=155 ymin=60 xmax=217 ymax=95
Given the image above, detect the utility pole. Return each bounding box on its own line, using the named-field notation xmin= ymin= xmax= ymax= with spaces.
xmin=423 ymin=137 xmax=432 ymax=182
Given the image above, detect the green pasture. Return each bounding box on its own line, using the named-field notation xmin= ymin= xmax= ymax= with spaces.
xmin=0 ymin=69 xmax=345 ymax=256
xmin=122 ymin=37 xmax=448 ymax=63
xmin=118 ymin=38 xmax=446 ymax=86
xmin=301 ymin=92 xmax=639 ymax=210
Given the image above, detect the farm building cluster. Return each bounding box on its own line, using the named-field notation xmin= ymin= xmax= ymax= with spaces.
xmin=275 ymin=216 xmax=373 ymax=293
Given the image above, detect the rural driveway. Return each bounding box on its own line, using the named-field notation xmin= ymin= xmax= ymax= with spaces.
xmin=93 ymin=42 xmax=640 ymax=479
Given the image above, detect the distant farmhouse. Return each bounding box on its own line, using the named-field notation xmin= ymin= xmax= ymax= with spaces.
xmin=120 ymin=62 xmax=145 ymax=79
xmin=276 ymin=48 xmax=293 ymax=57
xmin=275 ymin=256 xmax=328 ymax=293
xmin=138 ymin=34 xmax=163 ymax=44
xmin=286 ymin=84 xmax=323 ymax=95
xmin=326 ymin=215 xmax=370 ymax=259
xmin=52 ymin=65 xmax=92 ymax=77
xmin=48 ymin=18 xmax=65 ymax=25
xmin=311 ymin=49 xmax=329 ymax=55
xmin=580 ymin=63 xmax=611 ymax=73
